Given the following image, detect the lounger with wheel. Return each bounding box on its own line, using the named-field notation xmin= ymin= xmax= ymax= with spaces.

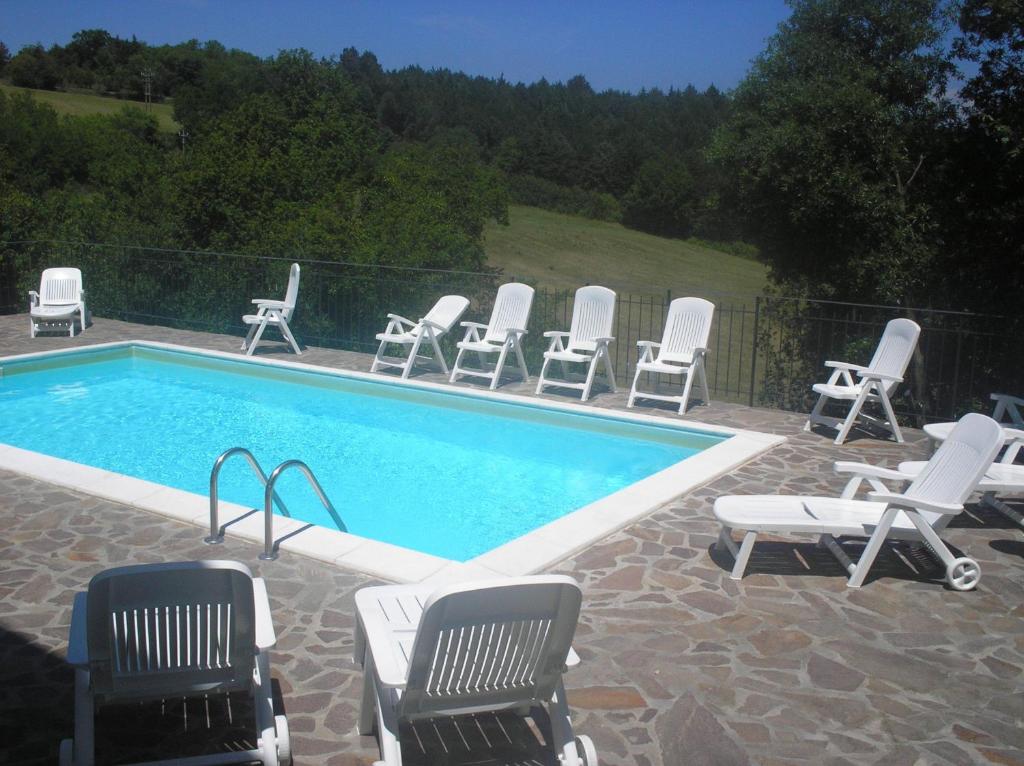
xmin=242 ymin=262 xmax=302 ymax=356
xmin=714 ymin=413 xmax=1003 ymax=589
xmin=354 ymin=575 xmax=596 ymax=766
xmin=60 ymin=560 xmax=290 ymax=766
xmin=370 ymin=294 xmax=470 ymax=379
xmin=536 ymin=285 xmax=617 ymax=402
xmin=804 ymin=317 xmax=920 ymax=445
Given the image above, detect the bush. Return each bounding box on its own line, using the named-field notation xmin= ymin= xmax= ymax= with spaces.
xmin=507 ymin=174 xmax=621 ymax=222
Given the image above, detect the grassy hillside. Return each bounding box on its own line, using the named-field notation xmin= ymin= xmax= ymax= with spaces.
xmin=484 ymin=205 xmax=767 ymax=300
xmin=0 ymin=82 xmax=179 ymax=132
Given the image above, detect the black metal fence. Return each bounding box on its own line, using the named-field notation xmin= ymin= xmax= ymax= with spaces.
xmin=2 ymin=241 xmax=1019 ymax=424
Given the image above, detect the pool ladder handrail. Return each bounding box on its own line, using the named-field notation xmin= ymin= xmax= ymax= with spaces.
xmin=206 ymin=447 xmax=345 ymax=561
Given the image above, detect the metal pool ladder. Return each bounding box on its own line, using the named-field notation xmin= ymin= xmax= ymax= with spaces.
xmin=205 ymin=447 xmax=346 ymax=561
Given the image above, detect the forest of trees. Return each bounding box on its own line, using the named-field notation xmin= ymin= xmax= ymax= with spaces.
xmin=1 ymin=0 xmax=1021 ymax=318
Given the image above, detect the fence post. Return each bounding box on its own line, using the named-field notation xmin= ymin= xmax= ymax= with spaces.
xmin=749 ymin=296 xmax=761 ymax=408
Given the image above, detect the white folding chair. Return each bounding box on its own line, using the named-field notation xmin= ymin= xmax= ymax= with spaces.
xmin=536 ymin=285 xmax=617 ymax=401
xmin=242 ymin=263 xmax=301 ymax=356
xmin=371 ymin=295 xmax=470 ymax=379
xmin=805 ymin=317 xmax=921 ymax=445
xmin=449 ymin=282 xmax=534 ymax=390
xmin=29 ymin=267 xmax=86 ymax=337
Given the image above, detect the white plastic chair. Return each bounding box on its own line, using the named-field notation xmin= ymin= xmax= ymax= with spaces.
xmin=29 ymin=267 xmax=86 ymax=338
xmin=536 ymin=286 xmax=617 ymax=401
xmin=242 ymin=263 xmax=301 ymax=356
xmin=449 ymin=282 xmax=534 ymax=390
xmin=59 ymin=560 xmax=290 ymax=766
xmin=714 ymin=413 xmax=1003 ymax=589
xmin=627 ymin=297 xmax=714 ymax=414
xmin=370 ymin=295 xmax=470 ymax=379
xmin=924 ymin=393 xmax=1024 ymax=444
xmin=805 ymin=317 xmax=921 ymax=445
xmin=354 ymin=576 xmax=596 ymax=766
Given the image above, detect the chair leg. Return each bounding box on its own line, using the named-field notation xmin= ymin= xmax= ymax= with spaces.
xmin=602 ymin=348 xmax=617 ymax=393
xmin=427 ymin=331 xmax=450 ymax=374
xmin=678 ymin=368 xmax=696 ymax=414
xmin=536 ymin=355 xmax=552 ymax=395
xmin=547 ymin=680 xmax=583 ymax=766
xmin=73 ymin=667 xmax=95 ymax=766
xmin=627 ymin=367 xmax=643 ymax=408
xmin=490 ymin=344 xmax=511 ymax=390
xmin=513 ymin=338 xmax=529 ymax=381
xmin=697 ymin=359 xmax=710 ymax=405
xmin=449 ymin=347 xmax=467 ymax=383
xmin=805 ymin=392 xmax=828 ymax=432
xmin=581 ymin=358 xmax=599 ymax=402
xmin=846 ymin=507 xmax=898 ymax=587
xmin=834 ymin=387 xmax=872 ymax=445
xmin=242 ymin=322 xmax=261 ymax=353
xmin=358 ymin=655 xmax=377 ymax=736
xmin=876 ymin=387 xmax=904 ymax=443
xmin=731 ymin=530 xmax=757 ymax=580
xmin=370 ymin=339 xmax=389 ymax=373
xmin=277 ymin=319 xmax=302 ymax=355
xmin=375 ymin=684 xmax=403 ymax=766
xmin=246 ymin=322 xmax=269 ymax=356
xmin=254 ymin=652 xmax=278 ymax=766
xmin=402 ymin=335 xmax=425 ymax=380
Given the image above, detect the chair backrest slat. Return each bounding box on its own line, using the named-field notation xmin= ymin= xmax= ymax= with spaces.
xmin=658 ymin=297 xmax=715 ymax=363
xmin=39 ymin=268 xmax=83 ymax=306
xmin=567 ymin=286 xmax=616 ymax=352
xmin=483 ymin=283 xmax=535 ymax=343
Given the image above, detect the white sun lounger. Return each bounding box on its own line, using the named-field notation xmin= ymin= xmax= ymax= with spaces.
xmin=714 ymin=413 xmax=1003 ymax=589
xmin=59 ymin=560 xmax=290 ymax=766
xmin=805 ymin=317 xmax=920 ymax=445
xmin=536 ymin=285 xmax=617 ymax=401
xmin=242 ymin=262 xmax=301 ymax=356
xmin=924 ymin=393 xmax=1024 ymax=443
xmin=354 ymin=576 xmax=596 ymax=766
xmin=627 ymin=297 xmax=714 ymax=414
xmin=371 ymin=295 xmax=470 ymax=379
xmin=29 ymin=267 xmax=86 ymax=337
xmin=449 ymin=282 xmax=534 ymax=389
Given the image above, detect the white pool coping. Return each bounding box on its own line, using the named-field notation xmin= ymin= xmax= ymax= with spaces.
xmin=0 ymin=340 xmax=786 ymax=583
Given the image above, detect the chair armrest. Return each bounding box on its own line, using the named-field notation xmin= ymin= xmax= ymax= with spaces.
xmin=543 ymin=331 xmax=570 ymax=338
xmin=252 ymin=299 xmax=287 ymax=308
xmin=857 ymin=370 xmax=903 ymax=383
xmin=825 ymin=361 xmax=866 ymax=372
xmin=833 ymin=461 xmax=912 ymax=482
xmin=66 ymin=591 xmax=89 ymax=667
xmin=637 ymin=340 xmax=659 ymax=349
xmin=253 ymin=578 xmax=277 ymax=650
xmin=386 ymin=312 xmax=416 ymax=326
xmin=505 ymin=327 xmax=528 ymax=337
xmin=358 ymin=611 xmax=410 ymax=689
xmin=866 ymin=491 xmax=963 ymax=515
xmin=460 ymin=321 xmax=489 ymax=330
xmin=1000 ymin=428 xmax=1024 ymax=463
xmin=991 ymin=392 xmax=1024 ymax=408
xmin=419 ymin=319 xmax=447 ymax=332
xmin=594 ymin=336 xmax=615 ymax=344
xmin=28 ymin=290 xmax=39 ymax=308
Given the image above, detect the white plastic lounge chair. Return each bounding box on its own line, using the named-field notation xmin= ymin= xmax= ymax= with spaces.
xmin=449 ymin=282 xmax=534 ymax=389
xmin=627 ymin=297 xmax=714 ymax=414
xmin=805 ymin=317 xmax=921 ymax=445
xmin=536 ymin=285 xmax=617 ymax=402
xmin=714 ymin=413 xmax=1003 ymax=589
xmin=924 ymin=393 xmax=1024 ymax=444
xmin=370 ymin=295 xmax=470 ymax=379
xmin=354 ymin=576 xmax=596 ymax=766
xmin=242 ymin=263 xmax=301 ymax=356
xmin=29 ymin=267 xmax=86 ymax=337
xmin=59 ymin=560 xmax=290 ymax=766
xmin=897 ymin=427 xmax=1024 ymax=527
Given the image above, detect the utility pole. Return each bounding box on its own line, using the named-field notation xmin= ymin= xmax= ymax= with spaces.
xmin=140 ymin=67 xmax=154 ymax=112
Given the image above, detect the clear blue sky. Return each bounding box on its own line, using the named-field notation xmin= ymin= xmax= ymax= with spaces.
xmin=3 ymin=0 xmax=792 ymax=92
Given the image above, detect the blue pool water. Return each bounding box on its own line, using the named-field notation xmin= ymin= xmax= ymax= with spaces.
xmin=0 ymin=346 xmax=726 ymax=560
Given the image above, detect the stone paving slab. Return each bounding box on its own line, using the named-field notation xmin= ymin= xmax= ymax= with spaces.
xmin=1 ymin=314 xmax=1022 ymax=766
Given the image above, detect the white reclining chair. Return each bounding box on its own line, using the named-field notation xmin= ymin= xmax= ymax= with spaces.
xmin=29 ymin=267 xmax=86 ymax=337
xmin=536 ymin=285 xmax=617 ymax=402
xmin=924 ymin=393 xmax=1024 ymax=444
xmin=805 ymin=317 xmax=920 ymax=445
xmin=714 ymin=413 xmax=1003 ymax=590
xmin=242 ymin=262 xmax=301 ymax=356
xmin=60 ymin=560 xmax=290 ymax=766
xmin=370 ymin=295 xmax=470 ymax=379
xmin=449 ymin=282 xmax=534 ymax=389
xmin=354 ymin=576 xmax=596 ymax=766
xmin=627 ymin=297 xmax=714 ymax=414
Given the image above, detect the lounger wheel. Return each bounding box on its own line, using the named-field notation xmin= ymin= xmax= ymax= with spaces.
xmin=275 ymin=714 xmax=292 ymax=766
xmin=946 ymin=557 xmax=981 ymax=591
xmin=58 ymin=738 xmax=73 ymax=766
xmin=575 ymin=734 xmax=598 ymax=766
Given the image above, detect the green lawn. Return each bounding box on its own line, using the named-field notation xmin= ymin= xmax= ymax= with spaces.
xmin=484 ymin=205 xmax=767 ymax=300
xmin=0 ymin=82 xmax=179 ymax=132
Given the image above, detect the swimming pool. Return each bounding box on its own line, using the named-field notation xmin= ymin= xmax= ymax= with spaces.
xmin=0 ymin=341 xmax=784 ymax=581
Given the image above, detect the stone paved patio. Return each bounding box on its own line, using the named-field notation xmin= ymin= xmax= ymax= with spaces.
xmin=1 ymin=314 xmax=1022 ymax=765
